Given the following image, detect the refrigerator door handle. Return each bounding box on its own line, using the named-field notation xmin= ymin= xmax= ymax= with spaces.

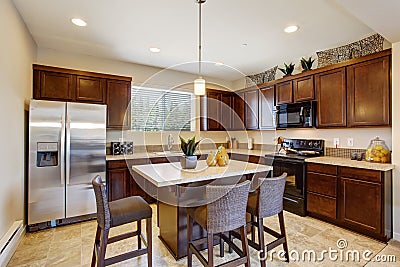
xmin=66 ymin=117 xmax=71 ymax=186
xmin=60 ymin=116 xmax=65 ymax=185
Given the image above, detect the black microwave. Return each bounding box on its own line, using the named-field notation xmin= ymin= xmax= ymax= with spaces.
xmin=274 ymin=101 xmax=315 ymax=128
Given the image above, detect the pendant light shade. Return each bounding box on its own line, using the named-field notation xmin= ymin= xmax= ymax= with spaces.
xmin=194 ymin=77 xmax=206 ymax=95
xmin=194 ymin=0 xmax=206 ymax=96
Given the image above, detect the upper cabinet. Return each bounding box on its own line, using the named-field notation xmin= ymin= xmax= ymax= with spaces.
xmin=244 ymin=89 xmax=259 ymax=130
xmin=33 ymin=65 xmax=132 ymax=129
xmin=276 ymin=81 xmax=292 ymax=104
xmin=315 ymin=68 xmax=347 ymax=128
xmin=347 ymin=56 xmax=390 ymax=127
xmin=232 ymin=92 xmax=245 ymax=130
xmin=293 ymin=76 xmax=315 ymax=102
xmin=259 ymin=85 xmax=275 ymax=129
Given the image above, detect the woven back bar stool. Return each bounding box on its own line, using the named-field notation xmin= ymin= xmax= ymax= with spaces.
xmin=239 ymin=172 xmax=289 ymax=266
xmin=187 ymin=180 xmax=251 ymax=267
xmin=91 ymin=175 xmax=152 ymax=267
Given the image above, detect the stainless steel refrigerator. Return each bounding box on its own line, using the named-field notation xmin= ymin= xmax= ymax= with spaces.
xmin=28 ymin=99 xmax=106 ymax=228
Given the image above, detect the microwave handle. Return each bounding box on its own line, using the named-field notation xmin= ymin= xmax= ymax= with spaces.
xmin=299 ymin=107 xmax=304 ymax=123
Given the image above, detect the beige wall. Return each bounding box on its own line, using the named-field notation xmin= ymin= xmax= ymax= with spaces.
xmin=0 ymin=0 xmax=36 ymax=239
xmin=391 ymin=42 xmax=400 ymax=241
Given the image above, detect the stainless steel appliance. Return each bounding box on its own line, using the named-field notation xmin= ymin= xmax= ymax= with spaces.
xmin=28 ymin=100 xmax=106 ymax=230
xmin=265 ymin=138 xmax=324 ymax=216
xmin=275 ymin=101 xmax=315 ymax=128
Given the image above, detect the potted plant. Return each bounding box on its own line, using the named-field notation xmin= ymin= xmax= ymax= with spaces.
xmin=300 ymin=57 xmax=315 ymax=71
xmin=278 ymin=63 xmax=295 ymax=76
xmin=179 ymin=136 xmax=200 ymax=169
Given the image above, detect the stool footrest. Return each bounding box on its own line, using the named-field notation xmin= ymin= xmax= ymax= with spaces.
xmin=104 ymin=248 xmax=148 ymax=266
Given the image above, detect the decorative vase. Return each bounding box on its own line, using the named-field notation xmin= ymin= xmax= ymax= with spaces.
xmin=180 ymin=156 xmax=197 ymax=169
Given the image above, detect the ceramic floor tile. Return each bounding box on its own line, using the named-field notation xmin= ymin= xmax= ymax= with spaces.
xmin=8 ymin=204 xmax=400 ymax=267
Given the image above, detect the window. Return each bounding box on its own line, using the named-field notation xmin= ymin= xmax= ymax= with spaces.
xmin=131 ymin=87 xmax=193 ymax=131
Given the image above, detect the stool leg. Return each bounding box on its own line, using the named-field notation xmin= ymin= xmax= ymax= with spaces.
xmin=258 ymin=217 xmax=266 ymax=267
xmin=219 ymin=233 xmax=224 ymax=257
xmin=91 ymin=225 xmax=101 ymax=267
xmin=207 ymin=233 xmax=214 ymax=267
xmin=240 ymin=226 xmax=250 ymax=267
xmin=251 ymin=214 xmax=256 ymax=242
xmin=98 ymin=228 xmax=109 ymax=267
xmin=146 ymin=217 xmax=152 ymax=267
xmin=278 ymin=211 xmax=289 ymax=262
xmin=228 ymin=231 xmax=233 ymax=253
xmin=187 ymin=214 xmax=193 ymax=267
xmin=137 ymin=220 xmax=142 ymax=249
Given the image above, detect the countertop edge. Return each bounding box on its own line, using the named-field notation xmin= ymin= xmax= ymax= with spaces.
xmin=305 ymin=156 xmax=394 ymax=171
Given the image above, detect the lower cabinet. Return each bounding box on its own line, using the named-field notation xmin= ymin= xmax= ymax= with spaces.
xmin=306 ymin=163 xmax=392 ymax=241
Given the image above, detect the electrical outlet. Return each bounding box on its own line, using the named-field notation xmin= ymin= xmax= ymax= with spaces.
xmin=347 ymin=138 xmax=354 ymax=147
xmin=333 ymin=138 xmax=340 ymax=148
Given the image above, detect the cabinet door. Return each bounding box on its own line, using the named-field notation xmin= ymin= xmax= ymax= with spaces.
xmin=338 ymin=177 xmax=382 ymax=234
xmin=76 ymin=76 xmax=106 ymax=103
xmin=106 ymin=80 xmax=131 ymax=129
xmin=276 ymin=81 xmax=293 ymax=104
xmin=232 ymin=93 xmax=245 ymax=130
xmin=315 ymin=68 xmax=347 ymax=127
xmin=244 ymin=89 xmax=259 ymax=130
xmin=107 ymin=168 xmax=128 ymax=201
xmin=206 ymin=92 xmax=222 ymax=130
xmin=220 ymin=93 xmax=233 ymax=130
xmin=37 ymin=71 xmax=75 ymax=101
xmin=259 ymin=85 xmax=275 ymax=129
xmin=293 ymin=76 xmax=314 ymax=102
xmin=347 ymin=56 xmax=390 ymax=126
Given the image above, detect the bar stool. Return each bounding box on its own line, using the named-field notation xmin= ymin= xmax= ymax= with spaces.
xmin=187 ymin=180 xmax=251 ymax=267
xmin=241 ymin=172 xmax=289 ymax=266
xmin=91 ymin=175 xmax=152 ymax=267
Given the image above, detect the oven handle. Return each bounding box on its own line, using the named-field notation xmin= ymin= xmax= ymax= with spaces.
xmin=283 ymin=196 xmax=299 ymax=203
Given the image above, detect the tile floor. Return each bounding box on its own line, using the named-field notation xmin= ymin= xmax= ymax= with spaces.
xmin=8 ymin=205 xmax=400 ymax=266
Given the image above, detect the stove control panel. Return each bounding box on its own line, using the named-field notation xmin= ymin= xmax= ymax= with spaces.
xmin=283 ymin=138 xmax=325 ymax=152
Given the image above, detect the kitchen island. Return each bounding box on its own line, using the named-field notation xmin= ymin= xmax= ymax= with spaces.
xmin=131 ymin=160 xmax=272 ymax=259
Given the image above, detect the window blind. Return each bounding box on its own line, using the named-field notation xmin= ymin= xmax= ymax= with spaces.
xmin=131 ymin=87 xmax=192 ymax=131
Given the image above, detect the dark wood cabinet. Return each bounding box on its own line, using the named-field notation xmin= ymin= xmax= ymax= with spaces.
xmin=306 ymin=163 xmax=338 ymax=220
xmin=33 ymin=65 xmax=132 ymax=129
xmin=306 ymin=162 xmax=392 ymax=241
xmin=293 ymin=75 xmax=314 ymax=102
xmin=221 ymin=93 xmax=232 ymax=130
xmin=315 ymin=68 xmax=347 ymax=127
xmin=347 ymin=56 xmax=390 ymax=127
xmin=244 ymin=89 xmax=259 ymax=129
xmin=106 ymin=80 xmax=131 ymax=129
xmin=34 ymin=70 xmax=75 ymax=101
xmin=258 ymin=85 xmax=275 ymax=129
xmin=276 ymin=81 xmax=293 ymax=104
xmin=107 ymin=168 xmax=129 ymax=201
xmin=206 ymin=91 xmax=222 ymax=130
xmin=76 ymin=76 xmax=105 ymax=103
xmin=232 ymin=92 xmax=245 ymax=130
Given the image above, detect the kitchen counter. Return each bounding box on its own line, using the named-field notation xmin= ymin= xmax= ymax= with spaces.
xmin=305 ymin=156 xmax=394 ymax=171
xmin=106 ymin=149 xmax=274 ymax=161
xmin=132 ymin=159 xmax=272 ymax=187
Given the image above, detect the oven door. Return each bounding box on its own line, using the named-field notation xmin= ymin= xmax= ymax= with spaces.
xmin=269 ymin=157 xmax=306 ymax=216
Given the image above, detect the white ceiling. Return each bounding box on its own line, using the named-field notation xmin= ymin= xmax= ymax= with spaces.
xmin=13 ymin=0 xmax=377 ymax=81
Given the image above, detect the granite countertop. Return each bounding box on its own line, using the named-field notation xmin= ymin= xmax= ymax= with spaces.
xmin=305 ymin=156 xmax=394 ymax=171
xmin=131 ymin=159 xmax=273 ymax=187
xmin=106 ymin=149 xmax=273 ymax=161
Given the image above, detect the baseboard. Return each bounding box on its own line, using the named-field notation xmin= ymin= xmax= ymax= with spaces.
xmin=393 ymin=231 xmax=400 ymax=241
xmin=0 ymin=221 xmax=25 ymax=267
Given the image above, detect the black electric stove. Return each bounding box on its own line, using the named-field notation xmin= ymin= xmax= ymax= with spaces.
xmin=265 ymin=138 xmax=325 ymax=216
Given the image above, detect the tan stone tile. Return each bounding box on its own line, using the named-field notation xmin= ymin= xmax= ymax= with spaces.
xmin=52 ymin=227 xmax=81 ymax=243
xmin=46 ymin=243 xmax=81 ymax=267
xmin=7 ymin=245 xmax=49 ymax=266
xmin=7 ymin=259 xmax=48 ymax=267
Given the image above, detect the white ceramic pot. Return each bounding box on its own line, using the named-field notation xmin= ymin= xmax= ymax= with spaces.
xmin=180 ymin=156 xmax=197 ymax=169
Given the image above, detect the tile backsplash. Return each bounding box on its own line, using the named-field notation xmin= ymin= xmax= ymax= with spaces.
xmin=325 ymin=147 xmax=366 ymax=159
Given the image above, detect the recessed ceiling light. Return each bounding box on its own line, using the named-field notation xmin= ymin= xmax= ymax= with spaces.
xmin=242 ymin=43 xmax=248 ymax=47
xmin=215 ymin=62 xmax=224 ymax=66
xmin=71 ymin=18 xmax=87 ymax=27
xmin=149 ymin=47 xmax=161 ymax=53
xmin=284 ymin=25 xmax=299 ymax=33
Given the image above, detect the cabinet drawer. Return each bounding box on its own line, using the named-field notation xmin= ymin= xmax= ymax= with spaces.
xmin=107 ymin=160 xmax=127 ymax=169
xmin=340 ymin=167 xmax=381 ymax=183
xmin=307 ymin=172 xmax=337 ymax=197
xmin=307 ymin=163 xmax=337 ymax=175
xmin=307 ymin=192 xmax=336 ymax=220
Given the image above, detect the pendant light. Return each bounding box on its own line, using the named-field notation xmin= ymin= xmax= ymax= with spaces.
xmin=194 ymin=0 xmax=206 ymax=96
